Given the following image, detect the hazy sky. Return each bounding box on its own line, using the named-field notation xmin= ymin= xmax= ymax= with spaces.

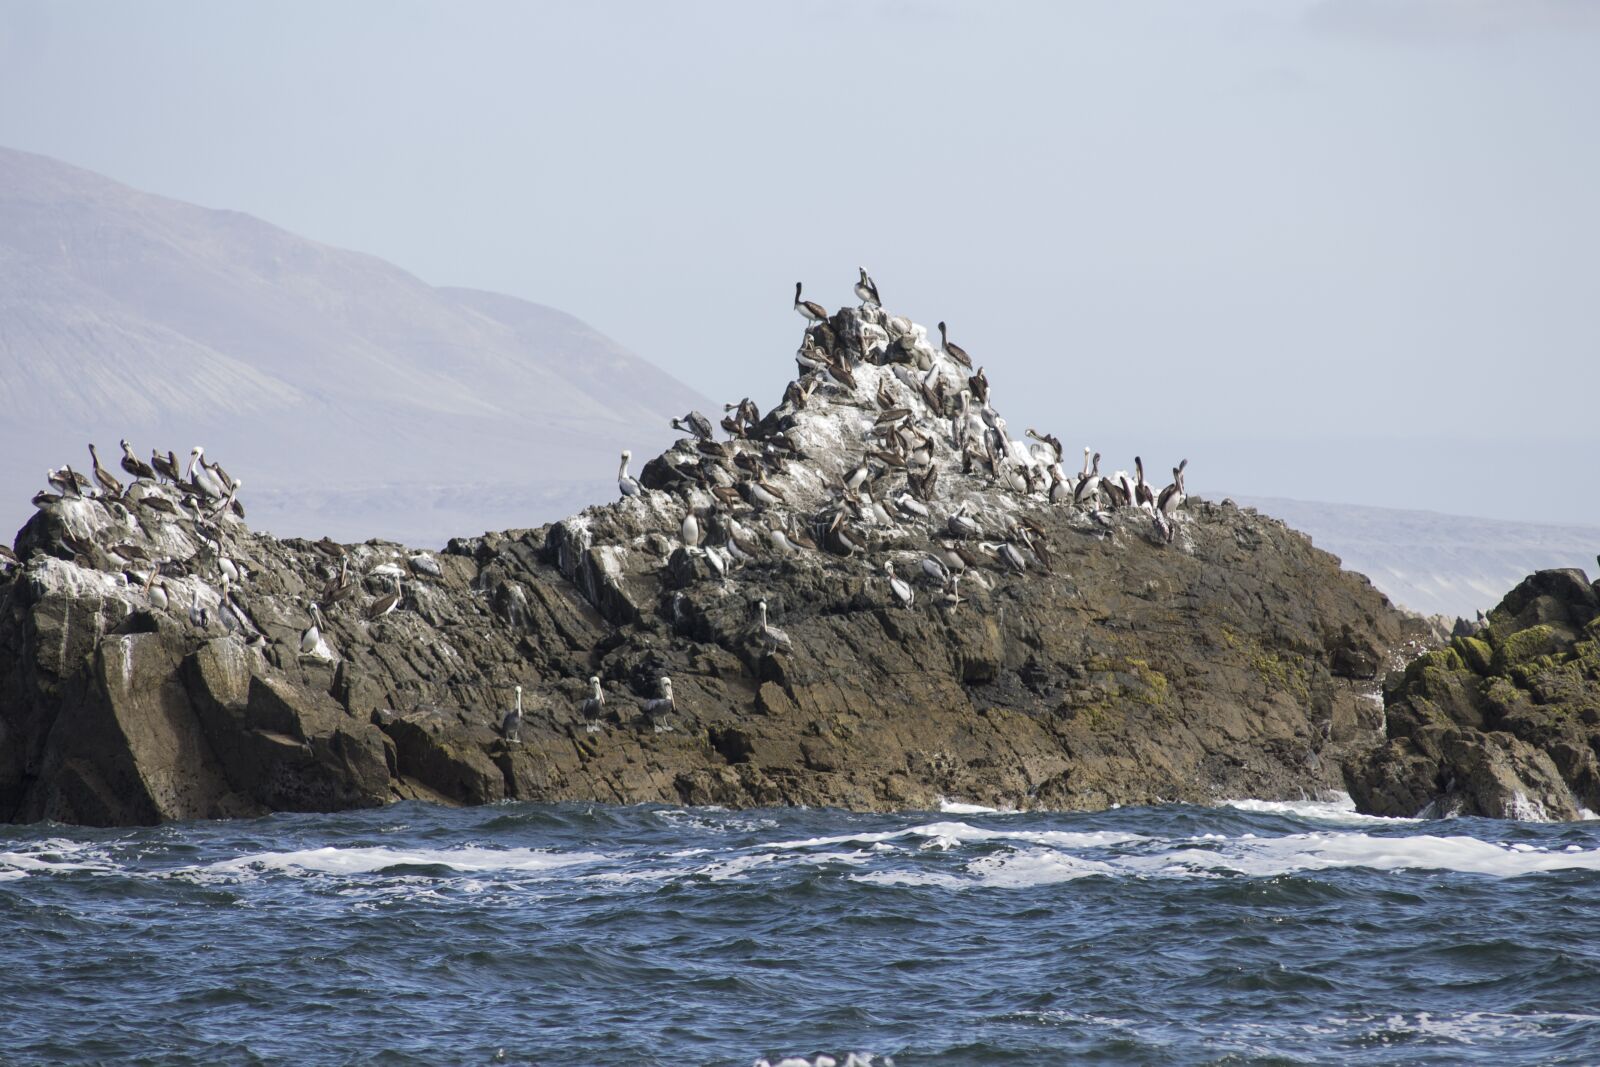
xmin=2 ymin=0 xmax=1597 ymax=522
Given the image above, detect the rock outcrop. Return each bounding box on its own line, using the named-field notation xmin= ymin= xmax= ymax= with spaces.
xmin=1346 ymin=568 xmax=1600 ymax=820
xmin=0 ymin=301 xmax=1419 ymax=826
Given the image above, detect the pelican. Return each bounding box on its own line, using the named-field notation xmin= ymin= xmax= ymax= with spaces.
xmin=642 ymin=676 xmax=676 ymax=729
xmin=151 ymin=449 xmax=180 ymax=484
xmin=921 ymin=554 xmax=951 ymax=585
xmin=983 ymin=541 xmax=1028 ymax=574
xmin=367 ymin=577 xmax=402 ymax=620
xmin=618 ymin=450 xmax=643 ymax=498
xmin=144 ymin=573 xmax=169 ymax=611
xmin=854 ymin=266 xmax=881 ymax=307
xmin=1158 ymin=459 xmax=1189 ymax=518
xmin=188 ymin=447 xmax=226 ymax=498
xmin=794 ymin=282 xmax=828 ymax=326
xmin=1135 ymin=457 xmax=1156 ymax=509
xmin=47 ymin=466 xmax=86 ymax=498
xmin=947 ymin=506 xmax=981 ymax=540
xmin=671 ymin=411 xmax=714 ymax=441
xmin=937 ymin=322 xmax=973 ymax=369
xmin=299 ymin=603 xmax=324 ymax=654
xmin=86 ymin=444 xmax=124 ymax=499
xmin=215 ymin=548 xmax=240 ymax=584
xmin=1074 ymin=452 xmax=1102 ymax=506
xmin=501 ymin=685 xmax=524 ymax=744
xmin=580 ymin=676 xmax=606 ymax=732
xmin=937 ymin=574 xmax=963 ymax=612
xmin=884 ymin=561 xmax=915 ymax=608
xmin=118 ymin=440 xmax=156 ymax=482
xmin=755 ymin=599 xmax=792 ymax=654
xmin=189 ymin=587 xmax=209 ymax=630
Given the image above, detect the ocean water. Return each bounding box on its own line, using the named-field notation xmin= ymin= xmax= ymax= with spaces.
xmin=5 ymin=798 xmax=1600 ymax=1065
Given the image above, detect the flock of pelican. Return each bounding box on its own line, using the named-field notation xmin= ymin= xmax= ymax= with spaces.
xmin=23 ymin=439 xmax=420 ymax=665
xmin=597 ymin=269 xmax=1193 ymax=732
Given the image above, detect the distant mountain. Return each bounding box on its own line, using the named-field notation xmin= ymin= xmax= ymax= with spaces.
xmin=1236 ymin=495 xmax=1600 ymax=620
xmin=0 ymin=146 xmax=708 ymax=544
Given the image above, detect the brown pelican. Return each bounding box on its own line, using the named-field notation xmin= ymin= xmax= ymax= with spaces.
xmin=947 ymin=505 xmax=982 ymax=540
xmin=921 ymin=554 xmax=952 ymax=585
xmin=1158 ymin=459 xmax=1188 ymax=518
xmin=982 ymin=541 xmax=1028 ymax=574
xmin=151 ymin=449 xmax=181 ymax=484
xmin=937 ymin=574 xmax=963 ymax=612
xmin=119 ymin=440 xmax=156 ymax=482
xmin=86 ymin=445 xmax=124 ymax=498
xmin=671 ymin=411 xmax=714 ymax=441
xmin=884 ymin=561 xmax=915 ymax=608
xmin=967 ymin=366 xmax=989 ymax=405
xmin=755 ymin=599 xmax=792 ymax=654
xmin=618 ymin=450 xmax=643 ymax=498
xmin=48 ymin=466 xmax=88 ymax=498
xmin=937 ymin=322 xmax=974 ymax=369
xmin=1074 ymin=452 xmax=1102 ymax=506
xmin=794 ymin=282 xmax=828 ymax=326
xmin=1135 ymin=457 xmax=1156 ymax=509
xmin=189 ymin=587 xmax=209 ymax=629
xmin=501 ymin=685 xmax=523 ymax=744
xmin=580 ymin=676 xmax=606 ymax=732
xmin=854 ymin=267 xmax=881 ymax=307
xmin=187 ymin=447 xmax=226 ymax=499
xmin=642 ymin=676 xmax=675 ymax=729
xmin=299 ymin=603 xmax=324 ymax=654
xmin=367 ymin=577 xmax=402 ymax=620
xmin=143 ymin=573 xmax=169 ymax=611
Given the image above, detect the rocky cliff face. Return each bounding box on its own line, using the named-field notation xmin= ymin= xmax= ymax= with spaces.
xmin=0 ymin=301 xmax=1418 ymax=826
xmin=1346 ymin=568 xmax=1600 ymax=821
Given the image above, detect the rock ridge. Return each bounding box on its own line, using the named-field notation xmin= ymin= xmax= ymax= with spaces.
xmin=0 ymin=296 xmax=1418 ymax=825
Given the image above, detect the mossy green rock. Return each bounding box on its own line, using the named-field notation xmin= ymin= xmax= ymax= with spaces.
xmin=1348 ymin=568 xmax=1600 ymax=820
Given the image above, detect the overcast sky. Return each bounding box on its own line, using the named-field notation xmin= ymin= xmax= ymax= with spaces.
xmin=2 ymin=0 xmax=1596 ymax=523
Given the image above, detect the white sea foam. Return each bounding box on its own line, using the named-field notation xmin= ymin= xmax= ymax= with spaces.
xmin=764 ymin=820 xmax=1144 ymax=853
xmin=200 ymin=845 xmax=607 ymax=878
xmin=1223 ymin=792 xmax=1419 ymax=825
xmin=937 ymin=797 xmax=1002 ymax=815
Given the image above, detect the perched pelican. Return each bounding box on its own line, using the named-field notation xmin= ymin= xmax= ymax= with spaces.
xmin=119 ymin=440 xmax=156 ymax=482
xmin=884 ymin=561 xmax=915 ymax=609
xmin=189 ymin=587 xmax=209 ymax=630
xmin=151 ymin=449 xmax=181 ymax=484
xmin=1158 ymin=459 xmax=1188 ymax=518
xmin=983 ymin=541 xmax=1028 ymax=574
xmin=501 ymin=685 xmax=524 ymax=744
xmin=937 ymin=574 xmax=963 ymax=612
xmin=367 ymin=577 xmax=402 ymax=620
xmin=854 ymin=266 xmax=881 ymax=307
xmin=921 ymin=554 xmax=951 ymax=585
xmin=144 ymin=574 xmax=169 ymax=611
xmin=755 ymin=599 xmax=793 ymax=655
xmin=580 ymin=676 xmax=606 ymax=732
xmin=299 ymin=603 xmax=324 ymax=655
xmin=671 ymin=411 xmax=714 ymax=441
xmin=937 ymin=321 xmax=973 ymax=369
xmin=642 ymin=676 xmax=676 ymax=729
xmin=617 ymin=450 xmax=643 ymax=498
xmin=1074 ymin=452 xmax=1102 ymax=506
xmin=1135 ymin=457 xmax=1156 ymax=509
xmin=188 ymin=447 xmax=226 ymax=498
xmin=947 ymin=506 xmax=981 ymax=540
xmin=215 ymin=549 xmax=240 ymax=584
xmin=86 ymin=445 xmax=124 ymax=498
xmin=794 ymin=282 xmax=828 ymax=326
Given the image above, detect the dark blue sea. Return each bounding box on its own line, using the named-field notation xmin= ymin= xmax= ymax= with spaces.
xmin=5 ymin=797 xmax=1600 ymax=1065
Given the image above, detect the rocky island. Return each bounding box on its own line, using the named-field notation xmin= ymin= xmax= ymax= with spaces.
xmin=0 ymin=293 xmax=1454 ymax=826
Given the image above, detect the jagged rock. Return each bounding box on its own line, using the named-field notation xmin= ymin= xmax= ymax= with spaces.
xmin=1 ymin=303 xmax=1421 ymax=826
xmin=1348 ymin=567 xmax=1600 ymax=819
